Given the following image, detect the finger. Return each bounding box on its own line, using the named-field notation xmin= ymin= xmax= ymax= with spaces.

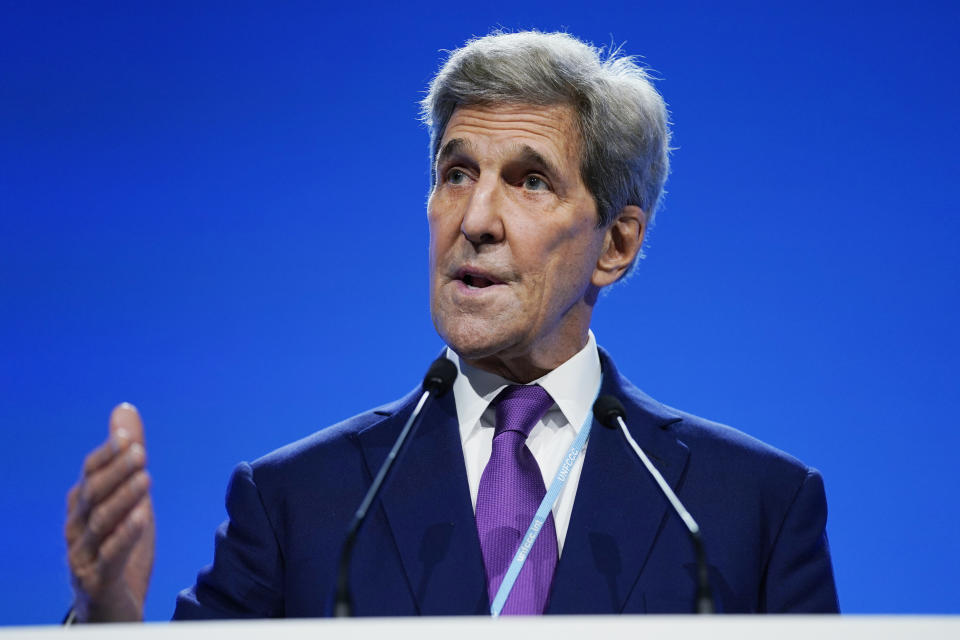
xmin=65 ymin=483 xmax=87 ymax=544
xmin=109 ymin=403 xmax=145 ymax=446
xmin=82 ymin=431 xmax=133 ymax=477
xmin=67 ymin=484 xmax=80 ymax=514
xmin=66 ymin=483 xmax=97 ymax=568
xmin=79 ymin=442 xmax=147 ymax=511
xmin=69 ymin=497 xmax=148 ymax=597
xmin=69 ymin=487 xmax=150 ymax=585
xmin=85 ymin=470 xmax=151 ymax=547
xmin=82 ymin=403 xmax=144 ymax=475
xmin=67 ymin=521 xmax=98 ymax=577
xmin=70 ymin=438 xmax=132 ymax=544
xmin=98 ymin=497 xmax=150 ymax=576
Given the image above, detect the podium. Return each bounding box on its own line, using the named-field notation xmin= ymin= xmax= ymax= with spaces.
xmin=2 ymin=616 xmax=958 ymax=639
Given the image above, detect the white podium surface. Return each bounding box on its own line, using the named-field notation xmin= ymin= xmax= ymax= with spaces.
xmin=2 ymin=616 xmax=958 ymax=640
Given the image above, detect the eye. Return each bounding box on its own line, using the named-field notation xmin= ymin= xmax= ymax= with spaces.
xmin=523 ymin=175 xmax=550 ymax=191
xmin=446 ymin=168 xmax=468 ymax=185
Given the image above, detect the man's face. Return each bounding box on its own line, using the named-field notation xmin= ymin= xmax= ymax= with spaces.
xmin=428 ymin=103 xmax=608 ymax=380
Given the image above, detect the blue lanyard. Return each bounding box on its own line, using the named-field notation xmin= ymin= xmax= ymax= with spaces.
xmin=489 ymin=383 xmax=600 ymax=617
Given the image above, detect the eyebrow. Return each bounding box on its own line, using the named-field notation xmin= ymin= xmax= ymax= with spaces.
xmin=435 ymin=138 xmax=474 ymax=173
xmin=512 ymin=144 xmax=562 ymax=180
xmin=435 ymin=139 xmax=563 ymax=180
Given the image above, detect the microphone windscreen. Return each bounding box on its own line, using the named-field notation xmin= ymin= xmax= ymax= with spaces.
xmin=593 ymin=394 xmax=625 ymax=428
xmin=422 ymin=357 xmax=458 ymax=397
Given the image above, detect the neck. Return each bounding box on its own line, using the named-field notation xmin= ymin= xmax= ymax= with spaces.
xmin=464 ymin=329 xmax=590 ymax=384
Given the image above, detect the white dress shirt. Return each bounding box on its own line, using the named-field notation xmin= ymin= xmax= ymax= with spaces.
xmin=446 ymin=331 xmax=602 ymax=556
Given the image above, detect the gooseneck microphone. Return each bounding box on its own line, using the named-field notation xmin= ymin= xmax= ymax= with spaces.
xmin=593 ymin=395 xmax=715 ymax=614
xmin=331 ymin=356 xmax=457 ymax=617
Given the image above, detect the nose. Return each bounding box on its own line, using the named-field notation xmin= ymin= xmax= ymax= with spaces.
xmin=460 ymin=175 xmax=504 ymax=248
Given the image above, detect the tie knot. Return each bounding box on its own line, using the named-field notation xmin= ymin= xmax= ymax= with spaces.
xmin=493 ymin=384 xmax=554 ymax=439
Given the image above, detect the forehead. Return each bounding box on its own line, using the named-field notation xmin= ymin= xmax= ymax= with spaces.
xmin=439 ymin=103 xmax=581 ymax=167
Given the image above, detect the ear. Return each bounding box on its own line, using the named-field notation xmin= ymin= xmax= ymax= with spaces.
xmin=592 ymin=205 xmax=646 ymax=288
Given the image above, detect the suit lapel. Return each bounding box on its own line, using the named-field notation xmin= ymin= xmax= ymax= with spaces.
xmin=356 ymin=386 xmax=488 ymax=615
xmin=547 ymin=350 xmax=690 ymax=613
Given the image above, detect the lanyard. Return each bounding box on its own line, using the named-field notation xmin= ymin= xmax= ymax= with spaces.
xmin=489 ymin=383 xmax=600 ymax=617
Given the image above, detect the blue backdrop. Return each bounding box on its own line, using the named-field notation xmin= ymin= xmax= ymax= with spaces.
xmin=2 ymin=1 xmax=958 ymax=623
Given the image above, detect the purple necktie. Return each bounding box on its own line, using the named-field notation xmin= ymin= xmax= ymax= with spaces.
xmin=475 ymin=384 xmax=558 ymax=615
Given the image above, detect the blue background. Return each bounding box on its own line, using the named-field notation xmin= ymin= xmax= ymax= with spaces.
xmin=1 ymin=0 xmax=958 ymax=624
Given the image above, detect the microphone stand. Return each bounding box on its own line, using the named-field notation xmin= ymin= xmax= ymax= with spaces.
xmin=331 ymin=357 xmax=457 ymax=617
xmin=594 ymin=395 xmax=715 ymax=614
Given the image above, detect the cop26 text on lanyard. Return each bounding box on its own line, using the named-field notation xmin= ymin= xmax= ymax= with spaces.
xmin=489 ymin=381 xmax=602 ymax=617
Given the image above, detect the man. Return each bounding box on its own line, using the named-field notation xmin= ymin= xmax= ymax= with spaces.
xmin=64 ymin=30 xmax=839 ymax=620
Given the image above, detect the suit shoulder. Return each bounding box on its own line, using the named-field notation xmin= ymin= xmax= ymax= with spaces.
xmin=605 ymin=352 xmax=818 ymax=484
xmin=248 ymin=387 xmax=419 ymax=479
xmin=667 ymin=404 xmax=817 ymax=483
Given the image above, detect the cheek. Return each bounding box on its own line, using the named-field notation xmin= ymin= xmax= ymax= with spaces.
xmin=537 ymin=218 xmax=600 ymax=268
xmin=426 ymin=211 xmax=448 ymax=266
xmin=427 ymin=197 xmax=460 ymax=247
xmin=541 ymin=230 xmax=603 ymax=298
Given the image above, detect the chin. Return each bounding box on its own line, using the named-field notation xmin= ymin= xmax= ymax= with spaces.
xmin=434 ymin=313 xmax=518 ymax=362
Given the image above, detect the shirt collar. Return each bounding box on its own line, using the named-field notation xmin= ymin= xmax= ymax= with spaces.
xmin=446 ymin=331 xmax=602 ymax=439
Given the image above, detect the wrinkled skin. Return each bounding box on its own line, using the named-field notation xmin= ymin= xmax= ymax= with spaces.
xmin=65 ymin=403 xmax=154 ymax=622
xmin=428 ymin=103 xmax=645 ymax=382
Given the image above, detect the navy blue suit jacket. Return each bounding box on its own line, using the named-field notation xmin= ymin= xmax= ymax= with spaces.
xmin=174 ymin=349 xmax=838 ymax=617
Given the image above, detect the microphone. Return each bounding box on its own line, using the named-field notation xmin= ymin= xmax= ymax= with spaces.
xmin=331 ymin=356 xmax=457 ymax=617
xmin=593 ymin=395 xmax=715 ymax=614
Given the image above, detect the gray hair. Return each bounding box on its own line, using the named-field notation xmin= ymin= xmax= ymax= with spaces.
xmin=420 ymin=30 xmax=671 ymax=228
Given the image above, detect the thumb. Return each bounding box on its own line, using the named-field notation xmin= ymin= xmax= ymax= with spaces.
xmin=109 ymin=402 xmax=146 ymax=446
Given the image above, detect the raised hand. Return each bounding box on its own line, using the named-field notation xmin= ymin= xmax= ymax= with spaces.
xmin=65 ymin=403 xmax=155 ymax=622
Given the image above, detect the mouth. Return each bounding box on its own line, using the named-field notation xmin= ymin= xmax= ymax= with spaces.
xmin=454 ymin=267 xmax=505 ymax=290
